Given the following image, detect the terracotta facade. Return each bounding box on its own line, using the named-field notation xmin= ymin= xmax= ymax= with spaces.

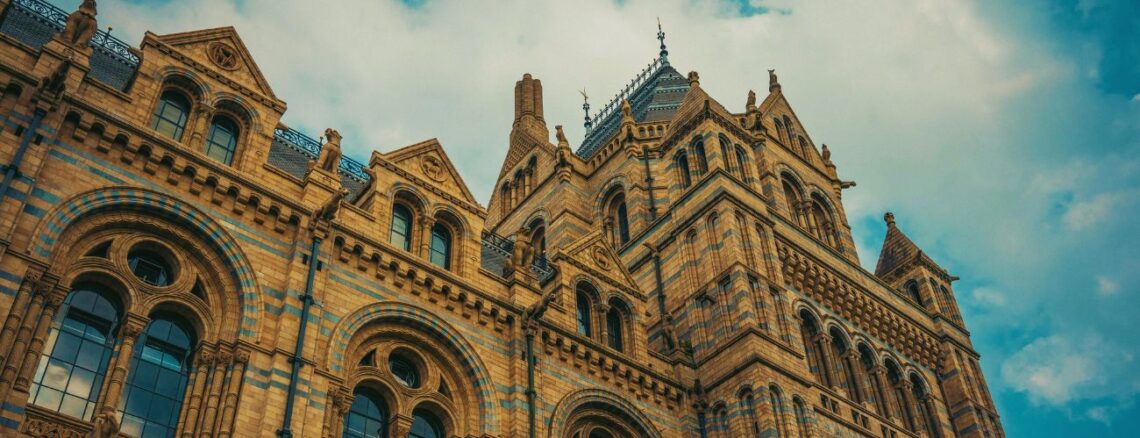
xmin=0 ymin=1 xmax=1002 ymax=437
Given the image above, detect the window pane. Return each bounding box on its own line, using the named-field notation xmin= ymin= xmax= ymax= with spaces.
xmin=117 ymin=318 xmax=193 ymax=435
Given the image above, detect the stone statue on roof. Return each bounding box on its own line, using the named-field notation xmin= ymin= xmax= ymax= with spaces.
xmin=60 ymin=0 xmax=99 ymax=48
xmin=746 ymin=90 xmax=757 ymax=112
xmin=313 ymin=128 xmax=343 ymax=173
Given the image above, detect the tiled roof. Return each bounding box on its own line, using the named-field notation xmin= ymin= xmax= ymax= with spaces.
xmin=576 ymin=62 xmax=690 ymax=158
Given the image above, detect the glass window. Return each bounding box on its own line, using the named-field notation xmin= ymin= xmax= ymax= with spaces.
xmin=616 ymin=201 xmax=630 ymax=244
xmin=389 ymin=204 xmax=413 ymax=251
xmin=906 ymin=282 xmax=922 ymax=304
xmin=150 ymin=90 xmax=190 ymax=141
xmin=204 ymin=116 xmax=239 ymax=165
xmin=576 ymin=291 xmax=592 ymax=337
xmin=118 ymin=317 xmax=194 ymax=438
xmin=30 ymin=287 xmax=119 ymax=421
xmin=128 ymin=249 xmax=172 ymax=287
xmin=530 ymin=226 xmax=546 ymax=256
xmin=606 ymin=307 xmax=624 ymax=352
xmin=389 ymin=355 xmax=419 ymax=388
xmin=735 ymin=146 xmax=749 ymax=180
xmin=429 ymin=224 xmax=451 ymax=269
xmin=342 ymin=388 xmax=388 ymax=438
xmin=409 ymin=410 xmax=442 ymax=438
xmin=693 ymin=141 xmax=709 ymax=175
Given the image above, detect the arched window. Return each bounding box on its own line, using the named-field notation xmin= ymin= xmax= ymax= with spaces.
xmin=770 ymin=385 xmax=788 ymax=438
xmin=773 ymin=118 xmax=785 ymax=144
xmin=912 ymin=376 xmax=941 ymax=438
xmin=859 ymin=344 xmax=886 ymax=416
xmin=675 ymin=151 xmax=692 ymax=188
xmin=810 ymin=195 xmax=836 ymax=247
xmin=204 ymin=116 xmax=239 ymax=165
xmin=744 ymin=393 xmax=761 ymax=437
xmin=409 ymin=409 xmax=443 ymax=438
xmin=793 ymin=397 xmax=809 ymax=438
xmin=905 ymin=281 xmax=922 ymax=305
xmin=127 ymin=248 xmax=172 ymax=287
xmin=429 ymin=224 xmax=452 ymax=269
xmin=605 ymin=191 xmax=630 ymax=246
xmin=118 ymin=316 xmax=195 ymax=438
xmin=342 ymin=387 xmax=388 ymax=438
xmin=693 ymin=140 xmax=709 ymax=176
xmin=886 ymin=362 xmax=914 ymax=429
xmin=529 ymin=221 xmax=547 ymax=256
xmin=389 ymin=204 xmax=413 ymax=251
xmin=606 ymin=304 xmax=624 ymax=352
xmin=719 ymin=135 xmax=734 ymax=176
xmin=151 ymin=90 xmax=190 ymax=141
xmin=30 ymin=286 xmax=121 ymax=421
xmin=782 ymin=177 xmax=804 ymax=227
xmin=798 ymin=136 xmax=810 ymax=157
xmin=799 ymin=311 xmax=828 ymax=386
xmin=576 ymin=288 xmax=593 ymax=338
xmin=500 ymin=183 xmax=511 ymax=211
xmin=830 ymin=327 xmax=861 ymax=403
xmin=735 ymin=145 xmax=750 ymax=181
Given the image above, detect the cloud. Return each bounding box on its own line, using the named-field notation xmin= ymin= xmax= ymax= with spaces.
xmin=1096 ymin=276 xmax=1120 ymax=296
xmin=49 ymin=0 xmax=1140 ymax=432
xmin=1002 ymin=334 xmax=1139 ymax=414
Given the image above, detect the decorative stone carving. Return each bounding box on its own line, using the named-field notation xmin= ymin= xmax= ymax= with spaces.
xmin=505 ymin=225 xmax=533 ymax=276
xmin=88 ymin=409 xmax=120 ymax=438
xmin=592 ymin=246 xmax=610 ymax=271
xmin=21 ymin=417 xmax=87 ymax=438
xmin=207 ymin=42 xmax=240 ymax=70
xmin=39 ymin=59 xmax=72 ymax=101
xmin=312 ymin=189 xmax=347 ymax=223
xmin=59 ymin=0 xmax=98 ymax=48
xmin=312 ymin=128 xmax=343 ymax=173
xmin=420 ymin=155 xmax=446 ymax=182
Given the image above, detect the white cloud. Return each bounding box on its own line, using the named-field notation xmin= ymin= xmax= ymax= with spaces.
xmin=1002 ymin=334 xmax=1139 ymax=408
xmin=1096 ymin=276 xmax=1120 ymax=296
xmin=1064 ymin=192 xmax=1132 ymax=231
xmin=971 ymin=287 xmax=1007 ymax=307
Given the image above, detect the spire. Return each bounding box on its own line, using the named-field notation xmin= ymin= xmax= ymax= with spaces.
xmin=657 ymin=17 xmax=669 ymax=64
xmin=580 ymin=88 xmax=592 ymax=130
xmin=875 ymin=212 xmax=926 ymax=278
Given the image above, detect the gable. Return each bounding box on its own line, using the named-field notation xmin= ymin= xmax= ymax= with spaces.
xmin=381 ymin=138 xmax=479 ymax=206
xmin=560 ymin=230 xmax=641 ymax=295
xmin=153 ymin=27 xmax=277 ymax=100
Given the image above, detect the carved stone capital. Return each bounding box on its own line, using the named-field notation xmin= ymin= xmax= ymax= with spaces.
xmin=121 ymin=314 xmax=150 ymax=339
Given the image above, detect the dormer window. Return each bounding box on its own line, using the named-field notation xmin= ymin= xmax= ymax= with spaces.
xmin=151 ymin=90 xmax=190 ymax=141
xmin=205 ymin=116 xmax=239 ymax=165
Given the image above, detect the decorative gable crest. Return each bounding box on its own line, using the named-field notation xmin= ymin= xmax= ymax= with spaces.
xmin=559 ymin=230 xmax=642 ymax=297
xmin=151 ymin=27 xmax=277 ymax=101
xmin=380 ymin=138 xmax=479 ymax=206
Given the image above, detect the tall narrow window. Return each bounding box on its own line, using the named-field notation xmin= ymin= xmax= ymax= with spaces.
xmin=905 ymin=281 xmax=922 ymax=305
xmin=429 ymin=224 xmax=451 ymax=269
xmin=735 ymin=145 xmax=750 ymax=181
xmin=606 ymin=305 xmax=624 ymax=352
xmin=770 ymin=385 xmax=787 ymax=438
xmin=745 ymin=394 xmax=761 ymax=437
xmin=693 ymin=141 xmax=709 ymax=176
xmin=793 ymin=397 xmax=809 ymax=438
xmin=606 ymin=192 xmax=630 ymax=245
xmin=676 ymin=151 xmax=692 ymax=188
xmin=389 ymin=204 xmax=413 ymax=251
xmin=409 ymin=409 xmax=442 ymax=438
xmin=204 ymin=116 xmax=239 ymax=165
xmin=615 ymin=201 xmax=629 ymax=244
xmin=342 ymin=387 xmax=388 ymax=438
xmin=530 ymin=223 xmax=546 ymax=256
xmin=118 ymin=317 xmax=195 ymax=438
xmin=151 ymin=90 xmax=190 ymax=141
xmin=576 ymin=289 xmax=593 ymax=337
xmin=719 ymin=136 xmax=734 ymax=176
xmin=30 ymin=287 xmax=120 ymax=421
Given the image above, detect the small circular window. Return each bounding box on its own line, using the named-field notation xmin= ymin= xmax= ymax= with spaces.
xmin=128 ymin=248 xmax=173 ymax=286
xmin=389 ymin=354 xmax=420 ymax=388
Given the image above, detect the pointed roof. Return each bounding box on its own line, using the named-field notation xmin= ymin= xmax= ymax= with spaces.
xmin=576 ymin=61 xmax=690 ymax=158
xmin=380 ymin=138 xmax=480 ymax=206
xmin=874 ymin=212 xmax=949 ymax=280
xmin=559 ymin=230 xmax=643 ymax=297
xmin=152 ymin=26 xmax=277 ymax=99
xmin=669 ymin=74 xmax=736 ymax=128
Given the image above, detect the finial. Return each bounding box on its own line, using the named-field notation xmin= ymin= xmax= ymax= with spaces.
xmin=579 ymin=88 xmax=592 ymax=130
xmin=821 ymin=144 xmax=831 ymax=162
xmin=884 ymin=212 xmax=896 ymax=226
xmin=768 ymin=69 xmax=781 ymax=92
xmin=688 ymin=71 xmax=700 ymax=87
xmin=555 ymin=125 xmax=569 ymax=147
xmin=657 ymin=17 xmax=669 ymax=63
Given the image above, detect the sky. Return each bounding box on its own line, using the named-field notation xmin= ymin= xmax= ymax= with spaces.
xmin=54 ymin=0 xmax=1140 ymax=436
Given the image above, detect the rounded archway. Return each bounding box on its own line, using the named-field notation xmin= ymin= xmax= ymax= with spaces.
xmin=548 ymin=389 xmax=662 ymax=438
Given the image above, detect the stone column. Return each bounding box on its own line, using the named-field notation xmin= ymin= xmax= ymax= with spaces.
xmin=217 ymin=349 xmax=250 ymax=438
xmin=97 ymin=314 xmax=148 ymax=414
xmin=180 ymin=349 xmax=215 ymax=438
xmin=0 ymin=270 xmax=41 ymax=369
xmin=13 ymin=287 xmax=66 ymax=393
xmin=815 ymin=335 xmax=840 ymax=390
xmin=872 ymin=366 xmax=893 ymax=419
xmin=842 ymin=351 xmax=864 ymax=403
xmin=597 ymin=302 xmax=610 ymax=345
xmin=0 ymin=284 xmax=48 ymax=401
xmin=418 ymin=216 xmax=433 ymax=258
xmin=329 ymin=389 xmax=353 ymax=438
xmin=188 ymin=104 xmax=216 ymax=150
xmin=757 ymin=390 xmax=777 ymax=437
xmin=198 ymin=351 xmax=232 ymax=437
xmin=901 ymin=380 xmax=922 ymax=433
xmin=388 ymin=414 xmax=412 ymax=438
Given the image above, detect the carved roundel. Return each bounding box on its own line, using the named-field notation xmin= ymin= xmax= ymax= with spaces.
xmin=592 ymin=246 xmax=610 ymax=270
xmin=207 ymin=42 xmax=239 ymax=70
xmin=421 ymin=155 xmax=446 ymax=182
